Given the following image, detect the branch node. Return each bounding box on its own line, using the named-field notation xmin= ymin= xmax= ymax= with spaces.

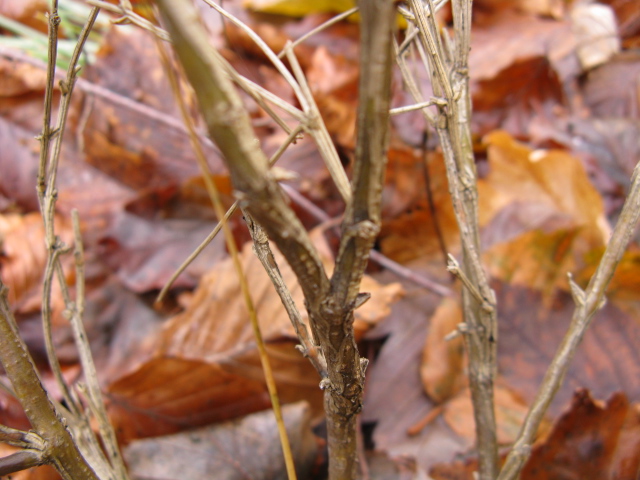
xmin=319 ymin=378 xmax=332 ymax=391
xmin=354 ymin=292 xmax=371 ymax=309
xmin=567 ymin=273 xmax=586 ymax=306
xmin=359 ymin=357 xmax=369 ymax=375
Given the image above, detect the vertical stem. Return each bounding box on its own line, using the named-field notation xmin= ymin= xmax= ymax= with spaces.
xmin=406 ymin=0 xmax=499 ymax=476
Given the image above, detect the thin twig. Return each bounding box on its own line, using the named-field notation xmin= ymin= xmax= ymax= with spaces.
xmin=276 ymin=7 xmax=360 ymax=59
xmin=0 ymin=283 xmax=99 ymax=480
xmin=156 ymin=37 xmax=297 ymax=479
xmin=69 ymin=210 xmax=129 ymax=479
xmin=403 ymin=0 xmax=499 ymax=477
xmin=0 ymin=425 xmax=45 ymax=450
xmin=498 ymin=161 xmax=640 ymax=480
xmin=0 ymin=450 xmax=47 ymax=477
xmin=84 ymin=0 xmax=169 ymax=40
xmin=155 ymin=125 xmax=303 ymax=303
xmin=244 ymin=212 xmax=327 ymax=378
xmin=201 ymin=0 xmax=352 ymax=202
xmin=155 ymin=1 xmax=395 ymax=477
xmin=29 ymin=4 xmax=125 ymax=478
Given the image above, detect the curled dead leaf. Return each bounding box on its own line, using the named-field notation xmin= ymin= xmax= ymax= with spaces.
xmin=421 ymin=297 xmax=467 ymax=404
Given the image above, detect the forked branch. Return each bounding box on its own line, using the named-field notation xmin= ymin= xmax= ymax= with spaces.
xmin=154 ymin=0 xmax=395 ymax=478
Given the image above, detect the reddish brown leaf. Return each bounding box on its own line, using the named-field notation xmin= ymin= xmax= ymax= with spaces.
xmin=601 ymin=0 xmax=640 ymax=48
xmin=0 ymin=57 xmax=47 ymax=97
xmin=107 ymin=231 xmax=403 ymax=442
xmin=0 ymin=117 xmax=41 ymax=210
xmin=521 ymin=391 xmax=640 ymax=480
xmin=379 ymin=151 xmax=458 ymax=264
xmin=472 ymin=56 xmax=565 ymax=138
xmin=496 ymin=282 xmax=640 ymax=416
xmin=78 ymin=26 xmax=223 ymax=191
xmin=96 ymin=211 xmax=229 ymax=293
xmin=0 ymin=0 xmax=48 ymax=32
xmin=306 ymin=45 xmax=359 ymax=149
xmin=480 ymin=132 xmax=608 ymax=298
xmin=441 ymin=385 xmax=549 ymax=448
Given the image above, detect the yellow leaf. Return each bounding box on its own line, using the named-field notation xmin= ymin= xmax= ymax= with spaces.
xmin=243 ymin=0 xmax=356 ymax=17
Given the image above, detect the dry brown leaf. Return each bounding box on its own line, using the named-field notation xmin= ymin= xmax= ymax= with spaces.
xmin=379 ymin=151 xmax=459 ymax=264
xmin=602 ymin=0 xmax=640 ymax=48
xmin=123 ymin=401 xmax=318 ymax=480
xmin=0 ymin=118 xmax=42 ymax=211
xmin=474 ymin=0 xmax=564 ymax=18
xmin=521 ymin=391 xmax=640 ymax=480
xmin=96 ymin=211 xmax=229 ymax=293
xmin=470 ymin=10 xmax=575 ymax=82
xmin=496 ymin=281 xmax=640 ymax=417
xmin=421 ymin=297 xmax=466 ymax=404
xmin=0 ymin=212 xmax=73 ymax=315
xmin=480 ymin=131 xmax=606 ymax=231
xmin=306 ymin=46 xmax=359 ymax=149
xmin=471 ymin=56 xmax=565 ymax=138
xmin=582 ymin=51 xmax=640 ymax=118
xmin=0 ymin=58 xmax=48 ymax=97
xmin=571 ymin=3 xmax=621 ymax=71
xmin=107 ymin=229 xmax=403 ymax=442
xmin=79 ymin=26 xmax=220 ymax=192
xmin=480 ymin=131 xmax=609 ymax=296
xmin=442 ymin=385 xmax=549 ymax=447
xmin=0 ymin=0 xmax=48 ymax=32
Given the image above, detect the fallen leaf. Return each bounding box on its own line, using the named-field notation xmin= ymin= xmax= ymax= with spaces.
xmin=0 ymin=57 xmax=47 ymax=97
xmin=480 ymin=131 xmax=609 ymax=298
xmin=362 ymin=259 xmax=465 ymax=473
xmin=0 ymin=212 xmax=73 ymax=319
xmin=571 ymin=3 xmax=621 ymax=71
xmin=472 ymin=56 xmax=566 ymax=138
xmin=124 ymin=401 xmax=318 ymax=480
xmin=582 ymin=51 xmax=640 ymax=119
xmin=602 ymin=0 xmax=640 ymax=48
xmin=0 ymin=117 xmax=41 ymax=211
xmin=78 ymin=26 xmax=222 ymax=192
xmin=0 ymin=0 xmax=48 ymax=32
xmin=379 ymin=151 xmax=458 ymax=264
xmin=521 ymin=390 xmax=640 ymax=480
xmin=496 ymin=281 xmax=640 ymax=416
xmin=306 ymin=45 xmax=359 ymax=149
xmin=107 ymin=230 xmax=403 ymax=442
xmin=442 ymin=385 xmax=550 ymax=448
xmin=96 ymin=211 xmax=228 ymax=293
xmin=420 ymin=296 xmax=466 ymax=404
xmin=243 ymin=0 xmax=355 ymax=17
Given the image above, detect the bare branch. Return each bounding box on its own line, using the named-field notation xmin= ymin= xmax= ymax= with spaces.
xmin=403 ymin=0 xmax=499 ymax=477
xmin=498 ymin=161 xmax=640 ymax=480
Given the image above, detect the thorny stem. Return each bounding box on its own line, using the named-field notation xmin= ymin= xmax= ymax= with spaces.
xmin=498 ymin=162 xmax=640 ymax=480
